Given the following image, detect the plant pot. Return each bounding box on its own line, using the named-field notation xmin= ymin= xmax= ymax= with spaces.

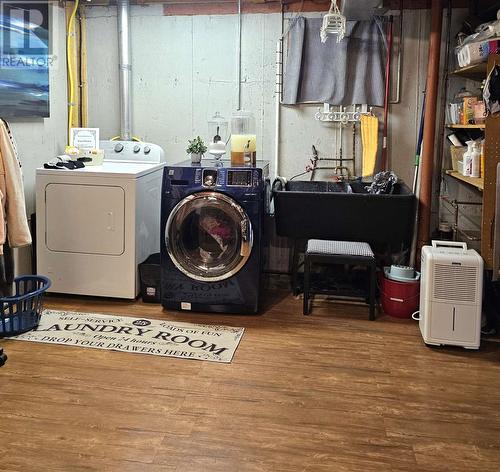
xmin=191 ymin=153 xmax=202 ymax=164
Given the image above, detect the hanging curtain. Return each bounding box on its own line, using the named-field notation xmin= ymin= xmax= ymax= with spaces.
xmin=283 ymin=16 xmax=388 ymax=106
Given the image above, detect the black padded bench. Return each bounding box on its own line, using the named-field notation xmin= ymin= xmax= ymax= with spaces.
xmin=303 ymin=239 xmax=376 ymax=320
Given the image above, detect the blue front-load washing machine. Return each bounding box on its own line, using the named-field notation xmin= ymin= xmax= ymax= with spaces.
xmin=161 ymin=160 xmax=269 ymax=314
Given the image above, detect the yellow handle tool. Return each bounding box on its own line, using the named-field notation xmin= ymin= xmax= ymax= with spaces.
xmin=361 ymin=114 xmax=379 ymax=178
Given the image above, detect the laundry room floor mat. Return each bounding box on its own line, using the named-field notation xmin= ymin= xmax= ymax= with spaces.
xmin=9 ymin=310 xmax=244 ymax=363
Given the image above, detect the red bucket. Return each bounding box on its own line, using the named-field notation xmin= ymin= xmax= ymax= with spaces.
xmin=379 ymin=274 xmax=420 ymax=319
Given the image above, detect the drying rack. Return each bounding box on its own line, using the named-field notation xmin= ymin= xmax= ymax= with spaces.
xmin=314 ymin=104 xmax=370 ymax=124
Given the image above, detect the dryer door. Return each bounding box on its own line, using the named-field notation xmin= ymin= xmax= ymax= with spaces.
xmin=45 ymin=183 xmax=125 ymax=255
xmin=166 ymin=191 xmax=253 ymax=282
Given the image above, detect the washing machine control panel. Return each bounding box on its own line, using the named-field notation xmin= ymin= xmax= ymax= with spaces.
xmin=180 ymin=161 xmax=269 ymax=190
xmin=200 ymin=169 xmax=255 ymax=187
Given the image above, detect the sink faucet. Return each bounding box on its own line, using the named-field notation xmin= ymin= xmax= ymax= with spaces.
xmin=333 ymin=166 xmax=351 ymax=181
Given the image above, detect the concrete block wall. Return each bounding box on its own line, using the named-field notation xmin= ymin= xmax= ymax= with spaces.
xmin=85 ymin=5 xmax=435 ymax=185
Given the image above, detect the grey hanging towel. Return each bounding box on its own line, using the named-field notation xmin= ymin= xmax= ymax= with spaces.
xmin=283 ymin=17 xmax=387 ymax=106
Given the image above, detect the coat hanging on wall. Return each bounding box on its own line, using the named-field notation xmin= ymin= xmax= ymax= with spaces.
xmin=0 ymin=119 xmax=32 ymax=294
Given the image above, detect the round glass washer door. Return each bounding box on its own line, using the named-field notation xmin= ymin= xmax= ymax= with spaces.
xmin=165 ymin=191 xmax=253 ymax=282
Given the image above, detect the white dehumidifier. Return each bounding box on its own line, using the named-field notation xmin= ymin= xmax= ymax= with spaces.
xmin=417 ymin=241 xmax=483 ymax=349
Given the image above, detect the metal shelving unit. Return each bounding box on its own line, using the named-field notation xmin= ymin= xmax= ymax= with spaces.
xmin=451 ymin=62 xmax=487 ymax=81
xmin=441 ymin=55 xmax=500 ymax=269
xmin=446 ymin=123 xmax=485 ymax=129
xmin=444 ymin=170 xmax=484 ymax=191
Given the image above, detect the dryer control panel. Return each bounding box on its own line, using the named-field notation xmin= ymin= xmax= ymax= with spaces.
xmin=100 ymin=140 xmax=165 ymax=164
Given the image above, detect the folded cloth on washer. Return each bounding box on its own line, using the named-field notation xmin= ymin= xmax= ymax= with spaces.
xmin=0 ymin=119 xmax=32 ymax=255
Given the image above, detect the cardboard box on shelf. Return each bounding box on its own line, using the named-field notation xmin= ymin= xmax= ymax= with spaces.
xmin=463 ymin=96 xmax=478 ymax=124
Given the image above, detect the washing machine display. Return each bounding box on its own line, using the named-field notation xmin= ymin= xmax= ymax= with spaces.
xmin=227 ymin=170 xmax=252 ymax=186
xmin=166 ymin=192 xmax=253 ymax=282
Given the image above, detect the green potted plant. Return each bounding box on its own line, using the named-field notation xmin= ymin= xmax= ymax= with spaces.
xmin=186 ymin=136 xmax=207 ymax=164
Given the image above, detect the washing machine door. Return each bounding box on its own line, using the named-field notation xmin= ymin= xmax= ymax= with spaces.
xmin=166 ymin=191 xmax=253 ymax=282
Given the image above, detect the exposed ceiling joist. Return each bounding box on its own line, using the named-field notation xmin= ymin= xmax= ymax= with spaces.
xmin=84 ymin=0 xmax=472 ymax=12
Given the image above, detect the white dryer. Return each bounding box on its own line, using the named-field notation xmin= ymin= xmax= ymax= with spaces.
xmin=36 ymin=140 xmax=165 ymax=299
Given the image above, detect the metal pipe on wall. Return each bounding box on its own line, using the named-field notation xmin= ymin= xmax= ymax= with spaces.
xmin=417 ymin=0 xmax=443 ymax=257
xmin=274 ymin=1 xmax=285 ymax=178
xmin=389 ymin=1 xmax=403 ymax=104
xmin=236 ymin=0 xmax=242 ymax=111
xmin=79 ymin=6 xmax=88 ymax=127
xmin=117 ymin=0 xmax=132 ymax=141
xmin=274 ymin=37 xmax=283 ymax=177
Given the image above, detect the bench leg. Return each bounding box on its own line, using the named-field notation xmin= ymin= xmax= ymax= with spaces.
xmin=369 ymin=263 xmax=376 ymax=321
xmin=303 ymin=256 xmax=311 ymax=315
xmin=291 ymin=239 xmax=300 ymax=296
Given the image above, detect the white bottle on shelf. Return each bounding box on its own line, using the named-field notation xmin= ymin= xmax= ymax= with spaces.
xmin=463 ymin=140 xmax=474 ymax=177
xmin=470 ymin=141 xmax=480 ymax=178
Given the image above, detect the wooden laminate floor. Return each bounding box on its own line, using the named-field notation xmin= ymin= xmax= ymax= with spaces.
xmin=1 ymin=291 xmax=500 ymax=472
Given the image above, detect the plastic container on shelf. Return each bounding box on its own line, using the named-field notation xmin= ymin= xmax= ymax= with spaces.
xmin=450 ymin=145 xmax=467 ymax=172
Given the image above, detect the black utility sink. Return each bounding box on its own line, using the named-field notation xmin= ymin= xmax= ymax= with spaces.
xmin=273 ymin=180 xmax=416 ymax=250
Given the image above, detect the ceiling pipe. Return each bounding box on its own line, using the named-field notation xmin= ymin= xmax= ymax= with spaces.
xmin=117 ymin=0 xmax=132 ymax=140
xmin=417 ymin=0 xmax=443 ymax=258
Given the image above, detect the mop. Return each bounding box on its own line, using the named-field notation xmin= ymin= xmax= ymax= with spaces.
xmin=412 ymin=93 xmax=426 ymax=193
xmin=360 ymin=114 xmax=379 ymax=178
xmin=409 ymin=93 xmax=426 ymax=268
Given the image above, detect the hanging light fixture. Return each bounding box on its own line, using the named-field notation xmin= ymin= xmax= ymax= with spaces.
xmin=320 ymin=0 xmax=346 ymax=44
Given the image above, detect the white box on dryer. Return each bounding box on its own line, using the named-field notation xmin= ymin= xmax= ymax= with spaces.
xmin=418 ymin=240 xmax=483 ymax=349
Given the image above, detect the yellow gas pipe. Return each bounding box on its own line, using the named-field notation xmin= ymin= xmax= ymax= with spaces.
xmin=66 ymin=0 xmax=80 ymax=143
